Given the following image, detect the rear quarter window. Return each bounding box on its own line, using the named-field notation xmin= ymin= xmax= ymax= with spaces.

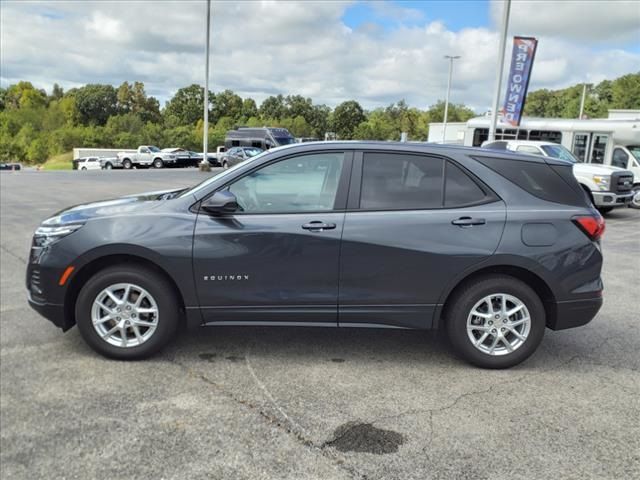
xmin=473 ymin=156 xmax=590 ymax=207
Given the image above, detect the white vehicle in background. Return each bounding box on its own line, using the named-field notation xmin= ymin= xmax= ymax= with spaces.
xmin=460 ymin=115 xmax=640 ymax=185
xmin=116 ymin=146 xmax=177 ymax=169
xmin=482 ymin=140 xmax=635 ymax=213
xmin=76 ymin=157 xmax=103 ymax=171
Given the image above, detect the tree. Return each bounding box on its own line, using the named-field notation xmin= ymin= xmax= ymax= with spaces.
xmin=72 ymin=84 xmax=118 ymax=125
xmin=241 ymin=98 xmax=258 ymax=119
xmin=307 ymin=104 xmax=330 ymax=138
xmin=611 ymin=72 xmax=640 ymax=109
xmin=212 ymin=90 xmax=243 ymax=124
xmin=164 ymin=84 xmax=208 ymax=126
xmin=259 ymin=94 xmax=286 ymax=119
xmin=332 ymin=100 xmax=366 ymax=139
xmin=50 ymin=83 xmax=64 ymax=101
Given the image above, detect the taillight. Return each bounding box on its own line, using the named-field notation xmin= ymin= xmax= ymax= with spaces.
xmin=572 ymin=214 xmax=605 ymax=241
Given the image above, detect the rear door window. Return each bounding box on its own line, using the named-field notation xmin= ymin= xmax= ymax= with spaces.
xmin=360 ymin=153 xmax=444 ymax=210
xmin=444 ymin=161 xmax=491 ymax=207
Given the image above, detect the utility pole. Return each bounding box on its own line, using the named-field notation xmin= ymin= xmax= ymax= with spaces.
xmin=201 ymin=0 xmax=211 ymax=166
xmin=488 ymin=0 xmax=511 ymax=142
xmin=579 ymin=83 xmax=587 ymax=119
xmin=442 ymin=55 xmax=460 ymax=144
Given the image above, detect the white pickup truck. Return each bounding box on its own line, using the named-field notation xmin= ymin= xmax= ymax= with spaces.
xmin=482 ymin=140 xmax=636 ymax=213
xmin=117 ymin=146 xmax=177 ymax=169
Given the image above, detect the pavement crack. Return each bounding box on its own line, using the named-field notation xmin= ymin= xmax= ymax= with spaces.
xmin=0 ymin=243 xmax=27 ymax=264
xmin=168 ymin=356 xmax=367 ymax=480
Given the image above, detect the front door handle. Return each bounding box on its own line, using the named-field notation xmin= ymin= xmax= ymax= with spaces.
xmin=302 ymin=221 xmax=336 ymax=231
xmin=452 ymin=216 xmax=486 ymax=226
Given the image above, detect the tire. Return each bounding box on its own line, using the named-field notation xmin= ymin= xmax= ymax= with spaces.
xmin=445 ymin=275 xmax=545 ymax=369
xmin=105 ymin=163 xmax=113 ymax=170
xmin=630 ymin=188 xmax=640 ymax=209
xmin=598 ymin=207 xmax=614 ymax=214
xmin=81 ymin=167 xmax=87 ymax=170
xmin=153 ymin=158 xmax=164 ymax=169
xmin=123 ymin=159 xmax=133 ymax=169
xmin=75 ymin=265 xmax=180 ymax=360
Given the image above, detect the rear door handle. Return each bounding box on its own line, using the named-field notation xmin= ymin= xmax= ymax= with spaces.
xmin=302 ymin=221 xmax=336 ymax=231
xmin=452 ymin=217 xmax=486 ymax=226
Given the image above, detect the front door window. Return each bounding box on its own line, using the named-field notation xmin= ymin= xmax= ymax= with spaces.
xmin=228 ymin=153 xmax=344 ymax=213
xmin=612 ymin=148 xmax=629 ymax=169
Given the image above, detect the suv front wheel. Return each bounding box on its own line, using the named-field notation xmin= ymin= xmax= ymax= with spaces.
xmin=446 ymin=275 xmax=545 ymax=369
xmin=75 ymin=265 xmax=179 ymax=359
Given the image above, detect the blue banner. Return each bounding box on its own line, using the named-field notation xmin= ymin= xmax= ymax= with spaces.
xmin=502 ymin=36 xmax=538 ymax=126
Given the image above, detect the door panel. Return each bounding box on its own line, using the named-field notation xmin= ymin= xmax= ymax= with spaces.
xmin=193 ymin=213 xmax=345 ymax=323
xmin=339 ymin=203 xmax=506 ymax=329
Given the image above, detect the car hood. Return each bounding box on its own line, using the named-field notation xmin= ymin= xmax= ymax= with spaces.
xmin=573 ymin=163 xmax=623 ymax=176
xmin=43 ymin=188 xmax=184 ymax=225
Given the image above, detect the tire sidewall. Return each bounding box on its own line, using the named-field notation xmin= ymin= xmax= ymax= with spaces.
xmin=446 ymin=276 xmax=545 ymax=369
xmin=75 ymin=266 xmax=179 ymax=360
xmin=153 ymin=158 xmax=163 ymax=168
xmin=123 ymin=159 xmax=132 ymax=169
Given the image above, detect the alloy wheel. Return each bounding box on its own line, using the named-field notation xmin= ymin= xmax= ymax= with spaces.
xmin=466 ymin=293 xmax=531 ymax=356
xmin=91 ymin=283 xmax=159 ymax=348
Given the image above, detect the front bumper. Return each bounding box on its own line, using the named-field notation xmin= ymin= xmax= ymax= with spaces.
xmin=27 ymin=292 xmax=72 ymax=331
xmin=592 ymin=191 xmax=633 ymax=208
xmin=547 ymin=296 xmax=603 ymax=330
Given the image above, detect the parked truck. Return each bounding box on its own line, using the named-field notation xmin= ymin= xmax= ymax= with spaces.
xmin=117 ymin=146 xmax=178 ymax=169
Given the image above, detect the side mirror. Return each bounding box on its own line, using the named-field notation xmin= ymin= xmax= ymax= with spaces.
xmin=201 ymin=190 xmax=239 ymax=215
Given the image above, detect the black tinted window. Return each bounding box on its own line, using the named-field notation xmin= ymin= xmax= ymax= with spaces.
xmin=474 ymin=156 xmax=589 ymax=207
xmin=361 ymin=153 xmax=444 ymax=209
xmin=445 ymin=161 xmax=488 ymax=207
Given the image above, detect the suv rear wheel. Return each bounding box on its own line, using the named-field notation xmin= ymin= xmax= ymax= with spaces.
xmin=75 ymin=265 xmax=179 ymax=359
xmin=445 ymin=275 xmax=545 ymax=369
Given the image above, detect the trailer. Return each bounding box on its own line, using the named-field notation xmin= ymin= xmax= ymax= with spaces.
xmin=73 ymin=148 xmax=136 ymax=160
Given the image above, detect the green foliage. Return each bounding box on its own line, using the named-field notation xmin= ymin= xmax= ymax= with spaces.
xmin=524 ymin=72 xmax=640 ymax=118
xmin=332 ymin=100 xmax=366 ymax=139
xmin=72 ymin=84 xmax=118 ymax=125
xmin=1 ymin=73 xmax=637 ymax=165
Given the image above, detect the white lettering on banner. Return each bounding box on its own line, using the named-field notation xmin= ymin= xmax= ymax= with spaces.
xmin=518 ymin=43 xmax=529 ymax=52
xmin=513 ymin=74 xmax=522 ymax=83
xmin=508 ymin=93 xmax=520 ymax=103
xmin=510 ymin=83 xmax=522 ymax=93
xmin=515 ymin=62 xmax=525 ymax=71
xmin=506 ymin=103 xmax=516 ymax=112
xmin=516 ymin=53 xmax=527 ymax=62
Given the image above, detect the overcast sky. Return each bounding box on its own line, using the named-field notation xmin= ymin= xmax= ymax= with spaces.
xmin=1 ymin=0 xmax=639 ymax=111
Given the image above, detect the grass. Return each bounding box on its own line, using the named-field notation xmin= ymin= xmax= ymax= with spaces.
xmin=42 ymin=151 xmax=73 ymax=170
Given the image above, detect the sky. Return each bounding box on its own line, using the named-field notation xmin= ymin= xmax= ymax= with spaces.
xmin=1 ymin=0 xmax=639 ymax=112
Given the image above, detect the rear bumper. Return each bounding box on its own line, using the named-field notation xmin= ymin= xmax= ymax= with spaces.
xmin=547 ymin=297 xmax=603 ymax=330
xmin=592 ymin=191 xmax=633 ymax=208
xmin=27 ymin=292 xmax=72 ymax=331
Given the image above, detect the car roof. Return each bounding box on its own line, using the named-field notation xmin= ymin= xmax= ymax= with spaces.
xmin=267 ymin=140 xmax=560 ymax=164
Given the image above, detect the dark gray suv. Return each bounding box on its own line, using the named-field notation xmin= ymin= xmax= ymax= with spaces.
xmin=27 ymin=142 xmax=605 ymax=368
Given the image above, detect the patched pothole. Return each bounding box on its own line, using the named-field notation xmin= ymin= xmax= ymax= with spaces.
xmin=324 ymin=422 xmax=405 ymax=454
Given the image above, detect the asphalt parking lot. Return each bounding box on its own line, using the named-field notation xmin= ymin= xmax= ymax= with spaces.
xmin=1 ymin=169 xmax=639 ymax=480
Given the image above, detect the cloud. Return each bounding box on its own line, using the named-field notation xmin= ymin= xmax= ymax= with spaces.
xmin=1 ymin=0 xmax=638 ymax=112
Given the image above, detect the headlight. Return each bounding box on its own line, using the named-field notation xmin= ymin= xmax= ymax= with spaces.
xmin=592 ymin=175 xmax=611 ymax=191
xmin=33 ymin=224 xmax=84 ymax=248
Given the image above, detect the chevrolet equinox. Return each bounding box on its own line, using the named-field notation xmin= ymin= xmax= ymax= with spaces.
xmin=27 ymin=142 xmax=605 ymax=368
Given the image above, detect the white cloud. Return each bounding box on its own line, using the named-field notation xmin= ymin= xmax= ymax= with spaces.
xmin=1 ymin=0 xmax=638 ymax=112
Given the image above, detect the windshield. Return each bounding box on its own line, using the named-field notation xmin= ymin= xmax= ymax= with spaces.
xmin=148 ymin=146 xmax=161 ymax=152
xmin=540 ymin=144 xmax=579 ymax=163
xmin=179 ymin=149 xmax=272 ymax=198
xmin=274 ymin=137 xmax=296 ymax=146
xmin=244 ymin=148 xmax=263 ymax=157
xmin=627 ymin=145 xmax=640 ymax=162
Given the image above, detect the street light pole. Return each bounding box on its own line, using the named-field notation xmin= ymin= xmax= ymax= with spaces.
xmin=201 ymin=0 xmax=211 ymax=166
xmin=442 ymin=55 xmax=460 ymax=144
xmin=488 ymin=0 xmax=511 ymax=142
xmin=579 ymin=83 xmax=587 ymax=119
